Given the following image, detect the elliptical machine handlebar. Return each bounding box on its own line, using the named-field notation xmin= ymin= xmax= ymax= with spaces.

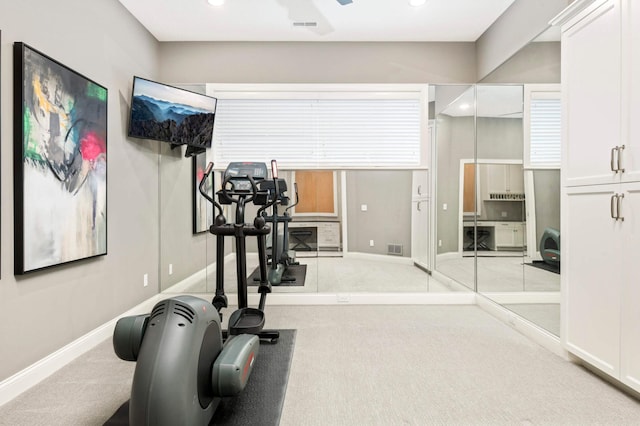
xmin=285 ymin=182 xmax=299 ymax=214
xmin=199 ymin=162 xmax=224 ymax=218
xmin=270 ymin=159 xmax=280 ymax=202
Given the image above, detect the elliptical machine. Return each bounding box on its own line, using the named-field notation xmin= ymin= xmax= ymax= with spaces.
xmin=201 ymin=160 xmax=280 ymax=340
xmin=260 ymin=177 xmax=300 ymax=285
xmin=111 ymin=161 xmax=279 ymax=426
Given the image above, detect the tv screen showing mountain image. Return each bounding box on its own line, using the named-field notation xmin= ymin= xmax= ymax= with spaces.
xmin=128 ymin=76 xmax=217 ymax=148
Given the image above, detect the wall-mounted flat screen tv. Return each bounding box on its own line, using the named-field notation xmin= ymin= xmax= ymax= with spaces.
xmin=128 ymin=76 xmax=217 ymax=153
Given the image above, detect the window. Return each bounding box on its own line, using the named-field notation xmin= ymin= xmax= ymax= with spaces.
xmin=524 ymin=85 xmax=561 ymax=169
xmin=207 ymin=84 xmax=427 ymax=169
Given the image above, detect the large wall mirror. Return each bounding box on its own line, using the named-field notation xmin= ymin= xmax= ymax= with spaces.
xmin=432 ymin=28 xmax=561 ymax=336
xmin=156 ymin=85 xmax=469 ymax=301
xmin=432 ymin=82 xmax=560 ymax=336
xmin=155 ymin=69 xmax=559 ymax=334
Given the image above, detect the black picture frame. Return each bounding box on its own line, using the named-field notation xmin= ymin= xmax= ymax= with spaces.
xmin=13 ymin=42 xmax=108 ymax=274
xmin=193 ymin=152 xmax=212 ymax=234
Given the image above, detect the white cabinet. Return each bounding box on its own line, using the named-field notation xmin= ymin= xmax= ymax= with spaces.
xmin=562 ymin=0 xmax=622 ymax=187
xmin=485 ymin=164 xmax=524 ymax=194
xmin=564 ymin=184 xmax=622 ymax=377
xmin=494 ymin=222 xmax=526 ymax=249
xmin=317 ymin=222 xmax=340 ymax=250
xmin=623 ymin=0 xmax=640 ymax=182
xmin=411 ymin=170 xmax=429 ymax=270
xmin=619 ymin=183 xmax=640 ymax=389
xmin=556 ymin=0 xmax=640 ymax=392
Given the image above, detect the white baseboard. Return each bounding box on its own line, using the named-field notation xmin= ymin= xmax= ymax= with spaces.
xmin=0 ymin=295 xmax=163 ymax=408
xmin=480 ymin=292 xmax=561 ymax=304
xmin=475 ymin=293 xmax=566 ymax=358
xmin=247 ymin=292 xmax=476 ymax=305
xmin=343 ymin=251 xmax=414 ymax=265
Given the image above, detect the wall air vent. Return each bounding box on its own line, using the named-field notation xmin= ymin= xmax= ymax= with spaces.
xmin=293 ymin=22 xmax=318 ymax=27
xmin=387 ymin=244 xmax=403 ymax=256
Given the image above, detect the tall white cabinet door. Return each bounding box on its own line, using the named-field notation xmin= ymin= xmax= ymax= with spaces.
xmin=563 ymin=0 xmax=622 ymax=187
xmin=564 ymin=184 xmax=622 ymax=376
xmin=620 ymin=183 xmax=640 ymax=391
xmin=622 ymin=0 xmax=640 ymax=182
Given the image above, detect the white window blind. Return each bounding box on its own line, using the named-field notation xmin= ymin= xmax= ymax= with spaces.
xmin=528 ymin=95 xmax=561 ymax=168
xmin=211 ymin=98 xmax=421 ymax=169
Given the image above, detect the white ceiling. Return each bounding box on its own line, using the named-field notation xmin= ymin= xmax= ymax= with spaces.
xmin=118 ymin=0 xmax=516 ymax=42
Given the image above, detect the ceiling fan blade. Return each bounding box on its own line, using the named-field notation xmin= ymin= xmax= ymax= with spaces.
xmin=336 ymin=0 xmax=353 ymax=5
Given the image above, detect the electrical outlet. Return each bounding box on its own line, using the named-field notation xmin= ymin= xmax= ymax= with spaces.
xmin=369 ymin=239 xmax=374 ymax=247
xmin=438 ymin=239 xmax=442 ymax=247
xmin=443 ymin=203 xmax=448 ymax=211
xmin=169 ymin=264 xmax=173 ymax=275
xmin=337 ymin=294 xmax=350 ymax=303
xmin=143 ymin=273 xmax=149 ymax=287
xmin=361 ymin=204 xmax=368 ymax=212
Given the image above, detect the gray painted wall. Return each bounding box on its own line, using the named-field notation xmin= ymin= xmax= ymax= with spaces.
xmin=157 ymin=84 xmax=214 ymax=292
xmin=159 ymin=143 xmax=210 ymax=291
xmin=0 ymin=0 xmax=160 ymax=380
xmin=346 ymin=171 xmax=412 ymax=256
xmin=475 ymin=0 xmax=569 ymax=80
xmin=480 ymin=42 xmax=561 ymax=84
xmin=436 ymin=114 xmax=475 ymax=254
xmin=158 ymin=42 xmax=477 ymax=84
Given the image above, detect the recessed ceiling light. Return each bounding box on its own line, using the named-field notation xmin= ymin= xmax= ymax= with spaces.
xmin=408 ymin=0 xmax=426 ymax=6
xmin=208 ymin=0 xmax=224 ymax=6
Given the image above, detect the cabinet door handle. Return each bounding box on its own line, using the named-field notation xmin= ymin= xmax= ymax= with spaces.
xmin=618 ymin=145 xmax=626 ymax=173
xmin=611 ymin=194 xmax=618 ymax=219
xmin=417 ymin=185 xmax=422 ymax=196
xmin=617 ymin=193 xmax=624 ymax=221
xmin=611 ymin=146 xmax=619 ymax=172
xmin=417 ymin=201 xmax=421 ymax=211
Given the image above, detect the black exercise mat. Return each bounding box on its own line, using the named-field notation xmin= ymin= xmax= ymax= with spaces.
xmin=104 ymin=329 xmax=296 ymax=426
xmin=525 ymin=260 xmax=560 ymax=274
xmin=248 ymin=264 xmax=307 ymax=287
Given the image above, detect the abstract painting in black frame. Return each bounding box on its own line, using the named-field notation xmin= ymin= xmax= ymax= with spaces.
xmin=13 ymin=42 xmax=108 ymax=274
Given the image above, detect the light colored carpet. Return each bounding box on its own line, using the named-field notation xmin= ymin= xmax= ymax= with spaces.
xmin=1 ymin=305 xmax=639 ymax=425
